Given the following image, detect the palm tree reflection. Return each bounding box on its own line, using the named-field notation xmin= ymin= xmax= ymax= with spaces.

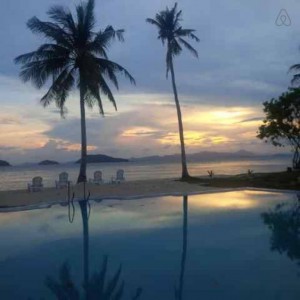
xmin=262 ymin=195 xmax=300 ymax=265
xmin=175 ymin=195 xmax=188 ymax=300
xmin=79 ymin=200 xmax=90 ymax=289
xmin=33 ymin=195 xmax=193 ymax=299
xmin=44 ymin=199 xmax=142 ymax=300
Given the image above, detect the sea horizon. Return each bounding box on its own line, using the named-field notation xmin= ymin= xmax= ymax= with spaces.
xmin=0 ymin=157 xmax=291 ymax=191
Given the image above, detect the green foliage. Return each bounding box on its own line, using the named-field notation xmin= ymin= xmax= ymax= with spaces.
xmin=146 ymin=2 xmax=199 ymax=77
xmin=257 ymin=88 xmax=300 ymax=168
xmin=15 ymin=0 xmax=135 ymax=116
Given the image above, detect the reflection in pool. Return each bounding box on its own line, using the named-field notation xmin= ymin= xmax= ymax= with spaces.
xmin=262 ymin=195 xmax=300 ymax=269
xmin=44 ymin=200 xmax=143 ymax=300
xmin=0 ymin=190 xmax=300 ymax=299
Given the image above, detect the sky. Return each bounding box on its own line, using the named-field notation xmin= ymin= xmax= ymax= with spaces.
xmin=0 ymin=0 xmax=299 ymax=163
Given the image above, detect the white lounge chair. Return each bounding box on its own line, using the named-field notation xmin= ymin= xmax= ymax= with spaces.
xmin=89 ymin=171 xmax=103 ymax=185
xmin=111 ymin=169 xmax=125 ymax=184
xmin=28 ymin=176 xmax=43 ymax=192
xmin=55 ymin=172 xmax=70 ymax=189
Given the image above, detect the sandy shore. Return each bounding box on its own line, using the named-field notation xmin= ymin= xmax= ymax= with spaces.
xmin=0 ymin=178 xmax=225 ymax=209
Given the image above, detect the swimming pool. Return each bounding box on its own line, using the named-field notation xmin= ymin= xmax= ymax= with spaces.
xmin=0 ymin=190 xmax=299 ymax=299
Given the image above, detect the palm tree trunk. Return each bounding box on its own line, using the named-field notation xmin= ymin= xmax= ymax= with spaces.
xmin=169 ymin=58 xmax=190 ymax=179
xmin=77 ymin=77 xmax=87 ymax=183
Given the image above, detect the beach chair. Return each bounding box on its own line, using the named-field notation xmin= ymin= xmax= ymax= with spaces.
xmin=55 ymin=172 xmax=70 ymax=189
xmin=111 ymin=169 xmax=125 ymax=184
xmin=89 ymin=171 xmax=103 ymax=185
xmin=28 ymin=176 xmax=43 ymax=192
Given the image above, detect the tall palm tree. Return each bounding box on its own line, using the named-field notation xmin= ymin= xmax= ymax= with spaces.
xmin=146 ymin=3 xmax=199 ymax=179
xmin=15 ymin=0 xmax=135 ymax=183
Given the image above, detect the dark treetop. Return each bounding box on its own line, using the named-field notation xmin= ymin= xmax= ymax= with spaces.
xmin=0 ymin=160 xmax=11 ymax=167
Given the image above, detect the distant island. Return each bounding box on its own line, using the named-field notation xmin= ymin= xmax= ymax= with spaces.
xmin=76 ymin=154 xmax=129 ymax=164
xmin=0 ymin=160 xmax=11 ymax=167
xmin=38 ymin=160 xmax=59 ymax=166
xmin=131 ymin=150 xmax=291 ymax=163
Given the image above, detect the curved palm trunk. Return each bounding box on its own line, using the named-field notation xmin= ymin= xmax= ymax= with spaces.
xmin=77 ymin=78 xmax=88 ymax=183
xmin=169 ymin=58 xmax=190 ymax=179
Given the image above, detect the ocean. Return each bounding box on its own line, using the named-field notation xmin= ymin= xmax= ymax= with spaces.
xmin=0 ymin=158 xmax=291 ymax=191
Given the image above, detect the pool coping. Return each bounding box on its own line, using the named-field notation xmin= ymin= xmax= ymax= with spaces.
xmin=0 ymin=187 xmax=299 ymax=213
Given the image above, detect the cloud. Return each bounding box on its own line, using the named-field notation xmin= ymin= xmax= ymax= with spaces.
xmin=239 ymin=117 xmax=264 ymax=123
xmin=0 ymin=117 xmax=21 ymax=125
xmin=0 ymin=0 xmax=298 ymax=162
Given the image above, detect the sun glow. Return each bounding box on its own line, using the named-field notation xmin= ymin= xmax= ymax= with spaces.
xmin=184 ymin=107 xmax=255 ymax=126
xmin=160 ymin=131 xmax=205 ymax=146
xmin=121 ymin=127 xmax=159 ymax=137
xmin=159 ymin=131 xmax=232 ymax=146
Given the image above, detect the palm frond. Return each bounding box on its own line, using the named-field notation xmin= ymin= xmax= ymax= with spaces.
xmin=98 ymin=73 xmax=117 ymax=111
xmin=169 ymin=39 xmax=182 ymax=56
xmin=15 ymin=44 xmax=70 ymax=64
xmin=45 ymin=263 xmax=80 ymax=300
xmin=146 ymin=18 xmax=162 ymax=29
xmin=103 ymin=264 xmax=123 ymax=299
xmin=84 ymin=88 xmax=97 ymax=109
xmin=84 ymin=0 xmax=95 ymax=33
xmin=97 ymin=58 xmax=136 ymax=85
xmin=95 ymin=92 xmax=104 ymax=115
xmin=175 ymin=8 xmax=183 ymax=24
xmin=41 ymin=67 xmax=75 ymax=116
xmin=19 ymin=57 xmax=70 ymax=88
xmin=104 ymin=25 xmax=125 ymax=42
xmin=27 ymin=17 xmax=72 ymax=48
xmin=175 ymin=28 xmax=200 ymax=42
xmin=47 ymin=5 xmax=76 ymax=35
xmin=178 ymin=37 xmax=198 ymax=57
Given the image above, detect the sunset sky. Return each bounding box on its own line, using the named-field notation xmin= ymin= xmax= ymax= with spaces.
xmin=0 ymin=0 xmax=298 ymax=163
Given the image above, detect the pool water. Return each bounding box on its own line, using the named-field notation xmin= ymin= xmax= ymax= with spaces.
xmin=0 ymin=190 xmax=299 ymax=299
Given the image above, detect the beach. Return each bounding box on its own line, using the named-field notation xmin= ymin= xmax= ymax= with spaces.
xmin=0 ymin=178 xmax=225 ymax=209
xmin=0 ymin=158 xmax=290 ymax=191
xmin=0 ymin=159 xmax=293 ymax=209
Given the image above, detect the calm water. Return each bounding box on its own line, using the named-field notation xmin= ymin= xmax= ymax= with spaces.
xmin=0 ymin=190 xmax=300 ymax=299
xmin=0 ymin=158 xmax=290 ymax=190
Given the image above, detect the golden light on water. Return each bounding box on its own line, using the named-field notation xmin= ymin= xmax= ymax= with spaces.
xmin=188 ymin=191 xmax=259 ymax=210
xmin=198 ymin=197 xmax=256 ymax=209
